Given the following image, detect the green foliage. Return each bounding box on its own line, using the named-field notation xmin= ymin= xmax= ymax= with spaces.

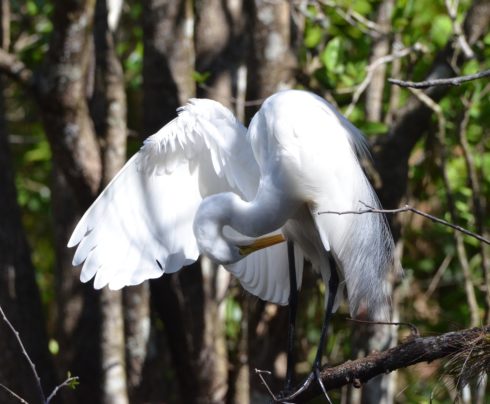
xmin=4 ymin=0 xmax=489 ymax=401
xmin=192 ymin=71 xmax=211 ymax=85
xmin=299 ymin=0 xmax=490 ymax=400
xmin=66 ymin=372 xmax=80 ymax=390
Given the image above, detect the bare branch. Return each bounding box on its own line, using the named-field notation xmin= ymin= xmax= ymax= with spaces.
xmin=457 ymin=95 xmax=490 ymax=323
xmin=0 ymin=383 xmax=28 ymax=404
xmin=345 ymin=42 xmax=427 ymax=117
xmin=316 ymin=0 xmax=388 ymax=36
xmin=46 ymin=376 xmax=79 ymax=403
xmin=445 ymin=0 xmax=475 ymax=59
xmin=288 ymin=326 xmax=489 ymax=403
xmin=318 ymin=204 xmax=490 ymax=245
xmin=0 ymin=48 xmax=35 ymax=90
xmin=388 ymin=69 xmax=490 ymax=89
xmin=0 ymin=304 xmax=46 ymax=403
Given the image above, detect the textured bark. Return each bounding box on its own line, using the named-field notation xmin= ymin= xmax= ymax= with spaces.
xmin=92 ymin=2 xmax=129 ymax=403
xmin=290 ymin=326 xmax=490 ymax=403
xmin=0 ymin=2 xmax=57 ymax=402
xmin=245 ymin=0 xmax=296 ymax=119
xmin=142 ymin=0 xmax=194 ymax=135
xmin=195 ymin=0 xmax=247 ymax=111
xmin=143 ymin=2 xmax=229 ymax=402
xmin=365 ymin=0 xmax=394 ymax=122
xmin=241 ymin=1 xmax=297 ymax=400
xmin=37 ymin=0 xmax=101 ymax=209
xmin=52 ymin=167 xmax=101 ymax=404
xmin=0 ymin=80 xmax=57 ymax=404
xmin=123 ymin=284 xmax=150 ymax=402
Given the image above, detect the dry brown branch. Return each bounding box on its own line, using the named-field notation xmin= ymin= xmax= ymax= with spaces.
xmin=287 ymin=326 xmax=489 ymax=403
xmin=388 ymin=69 xmax=490 ymax=89
xmin=0 ymin=48 xmax=35 ymax=89
xmin=318 ymin=204 xmax=490 ymax=245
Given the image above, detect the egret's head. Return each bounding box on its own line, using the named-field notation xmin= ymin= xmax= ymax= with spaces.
xmin=193 ymin=193 xmax=285 ymax=265
xmin=193 ymin=193 xmax=243 ymax=265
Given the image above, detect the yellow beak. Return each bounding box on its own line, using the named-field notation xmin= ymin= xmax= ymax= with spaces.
xmin=238 ymin=234 xmax=286 ymax=256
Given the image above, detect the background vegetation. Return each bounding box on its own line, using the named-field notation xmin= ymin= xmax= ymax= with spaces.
xmin=0 ymin=0 xmax=488 ymax=403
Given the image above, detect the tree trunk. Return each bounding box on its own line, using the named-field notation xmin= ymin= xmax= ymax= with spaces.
xmin=143 ymin=1 xmax=228 ymax=402
xmin=92 ymin=1 xmax=129 ymax=402
xmin=195 ymin=0 xmax=247 ymax=112
xmin=0 ymin=1 xmax=57 ymax=402
xmin=245 ymin=0 xmax=295 ymax=120
xmin=142 ymin=0 xmax=194 ymax=135
xmin=0 ymin=82 xmax=57 ymax=404
xmin=242 ymin=2 xmax=297 ymax=401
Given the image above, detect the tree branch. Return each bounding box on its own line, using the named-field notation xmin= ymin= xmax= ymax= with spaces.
xmin=0 ymin=48 xmax=35 ymax=90
xmin=388 ymin=69 xmax=490 ymax=89
xmin=0 ymin=383 xmax=28 ymax=404
xmin=0 ymin=304 xmax=46 ymax=403
xmin=288 ymin=325 xmax=489 ymax=403
xmin=319 ymin=203 xmax=490 ymax=245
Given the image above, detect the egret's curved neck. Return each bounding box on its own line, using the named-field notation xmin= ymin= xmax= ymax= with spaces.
xmin=193 ymin=179 xmax=298 ymax=264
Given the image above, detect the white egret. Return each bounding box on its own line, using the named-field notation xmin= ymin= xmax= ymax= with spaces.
xmin=68 ymin=89 xmax=395 ymax=397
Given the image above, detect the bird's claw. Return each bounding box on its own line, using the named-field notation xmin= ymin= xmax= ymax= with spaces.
xmin=274 ymin=366 xmax=332 ymax=403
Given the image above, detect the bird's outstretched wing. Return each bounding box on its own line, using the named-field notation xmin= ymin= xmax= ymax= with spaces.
xmin=68 ymin=99 xmax=257 ymax=289
xmin=68 ymin=99 xmax=295 ymax=304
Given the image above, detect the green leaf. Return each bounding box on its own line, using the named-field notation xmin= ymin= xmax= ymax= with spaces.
xmin=321 ymin=37 xmax=342 ymax=73
xmin=352 ymin=0 xmax=372 ymax=15
xmin=430 ymin=15 xmax=452 ymax=48
xmin=49 ymin=339 xmax=59 ymax=355
xmin=361 ymin=121 xmax=389 ymax=135
xmin=192 ymin=71 xmax=211 ymax=85
xmin=304 ymin=25 xmax=323 ymax=48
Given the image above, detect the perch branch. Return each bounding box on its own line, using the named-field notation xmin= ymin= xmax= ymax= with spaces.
xmin=287 ymin=325 xmax=489 ymax=403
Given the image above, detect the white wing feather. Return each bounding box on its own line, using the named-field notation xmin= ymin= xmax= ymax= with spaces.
xmin=68 ymin=98 xmax=297 ymax=304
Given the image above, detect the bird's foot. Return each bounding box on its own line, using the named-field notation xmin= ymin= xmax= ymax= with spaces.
xmin=275 ymin=364 xmax=332 ymax=403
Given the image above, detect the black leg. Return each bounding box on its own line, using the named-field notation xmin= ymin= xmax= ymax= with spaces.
xmin=285 ymin=241 xmax=298 ymax=392
xmin=279 ymin=254 xmax=339 ymax=403
xmin=313 ymin=254 xmax=339 ymax=370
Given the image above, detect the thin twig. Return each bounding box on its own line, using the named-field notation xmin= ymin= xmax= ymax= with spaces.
xmin=0 ymin=48 xmax=35 ymax=89
xmin=425 ymin=254 xmax=453 ymax=299
xmin=315 ymin=0 xmax=388 ymax=36
xmin=0 ymin=304 xmax=46 ymax=403
xmin=345 ymin=42 xmax=427 ymax=116
xmin=46 ymin=376 xmax=79 ymax=403
xmin=388 ymin=69 xmax=490 ymax=89
xmin=318 ymin=203 xmax=490 ymax=245
xmin=427 ymin=89 xmax=481 ymax=328
xmin=0 ymin=383 xmax=28 ymax=404
xmin=346 ymin=318 xmax=420 ymax=338
xmin=254 ymin=369 xmax=279 ymax=401
xmin=458 ymin=96 xmax=490 ymax=323
xmin=445 ymin=0 xmax=474 ymax=59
